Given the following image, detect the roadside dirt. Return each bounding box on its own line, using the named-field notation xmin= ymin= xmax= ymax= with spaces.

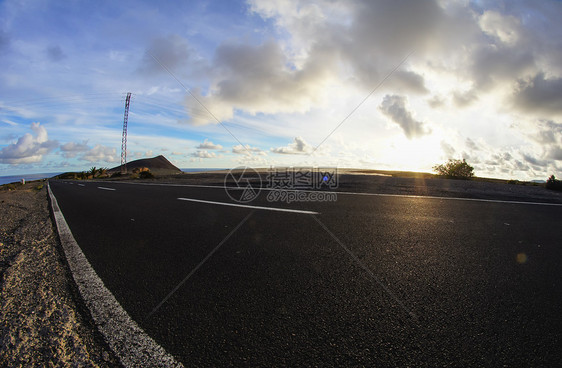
xmin=0 ymin=182 xmax=120 ymax=367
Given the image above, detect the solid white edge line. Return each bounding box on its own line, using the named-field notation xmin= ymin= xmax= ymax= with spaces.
xmin=108 ymin=181 xmax=562 ymax=207
xmin=97 ymin=186 xmax=116 ymax=191
xmin=47 ymin=182 xmax=184 ymax=368
xmin=178 ymin=197 xmax=320 ymax=214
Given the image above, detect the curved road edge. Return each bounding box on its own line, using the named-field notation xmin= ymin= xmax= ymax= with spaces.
xmin=47 ymin=182 xmax=184 ymax=368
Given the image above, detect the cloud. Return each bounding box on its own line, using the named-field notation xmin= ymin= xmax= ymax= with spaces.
xmin=1 ymin=119 xmax=18 ymax=127
xmin=138 ymin=34 xmax=191 ymax=75
xmin=479 ymin=10 xmax=522 ymax=45
xmin=0 ymin=123 xmax=58 ymax=164
xmin=531 ymin=120 xmax=562 ymax=145
xmin=196 ymin=139 xmax=222 ymax=150
xmin=453 ymin=90 xmax=478 ymax=108
xmin=190 ymin=150 xmax=216 ymax=158
xmin=428 ymin=95 xmax=446 ymax=109
xmin=81 ymin=145 xmax=118 ymax=163
xmin=232 ymin=144 xmax=266 ymax=155
xmin=379 ymin=95 xmax=431 ymax=139
xmin=271 ymin=136 xmax=313 ymax=154
xmin=60 ymin=140 xmax=89 ymax=158
xmin=440 ymin=141 xmax=456 ymax=158
xmin=522 ymin=153 xmax=547 ymax=167
xmin=469 ymin=45 xmax=535 ymax=91
xmin=547 ymin=147 xmax=562 ymax=161
xmin=187 ymin=0 xmax=450 ymax=125
xmin=465 ymin=138 xmax=479 ymax=151
xmin=46 ymin=45 xmax=65 ymax=62
xmin=512 ymin=73 xmax=562 ymax=116
xmin=186 ymin=39 xmax=335 ymax=125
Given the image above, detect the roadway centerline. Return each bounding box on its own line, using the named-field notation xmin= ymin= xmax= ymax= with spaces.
xmin=177 ymin=197 xmax=320 ymax=214
xmin=97 ymin=186 xmax=116 ymax=191
xmin=87 ymin=181 xmax=562 ymax=207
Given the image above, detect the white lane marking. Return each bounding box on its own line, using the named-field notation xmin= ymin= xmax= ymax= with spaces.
xmin=47 ymin=183 xmax=183 ymax=368
xmin=97 ymin=186 xmax=116 ymax=191
xmin=78 ymin=184 xmax=85 ymax=187
xmin=178 ymin=197 xmax=319 ymax=214
xmin=113 ymin=181 xmax=562 ymax=207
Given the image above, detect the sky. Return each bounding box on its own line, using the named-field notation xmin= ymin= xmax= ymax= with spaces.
xmin=1 ymin=0 xmax=562 ymax=180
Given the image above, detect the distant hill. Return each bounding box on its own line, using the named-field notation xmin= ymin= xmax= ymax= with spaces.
xmin=108 ymin=155 xmax=182 ymax=175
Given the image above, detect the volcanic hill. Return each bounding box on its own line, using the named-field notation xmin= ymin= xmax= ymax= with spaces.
xmin=108 ymin=155 xmax=182 ymax=176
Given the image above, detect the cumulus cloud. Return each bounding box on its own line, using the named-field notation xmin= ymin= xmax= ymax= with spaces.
xmin=379 ymin=95 xmax=431 ymax=139
xmin=81 ymin=145 xmax=118 ymax=163
xmin=0 ymin=123 xmax=58 ymax=164
xmin=190 ymin=150 xmax=216 ymax=158
xmin=186 ymin=40 xmax=335 ymax=125
xmin=512 ymin=73 xmax=562 ymax=116
xmin=271 ymin=137 xmax=313 ymax=154
xmin=479 ymin=10 xmax=522 ymax=46
xmin=188 ymin=0 xmax=456 ymax=125
xmin=60 ymin=140 xmax=89 ymax=158
xmin=196 ymin=139 xmax=222 ymax=150
xmin=232 ymin=144 xmax=266 ymax=155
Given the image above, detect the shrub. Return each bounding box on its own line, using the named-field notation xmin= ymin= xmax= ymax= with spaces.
xmin=546 ymin=175 xmax=562 ymax=191
xmin=433 ymin=159 xmax=475 ymax=179
xmin=1 ymin=184 xmax=17 ymax=191
xmin=139 ymin=170 xmax=155 ymax=179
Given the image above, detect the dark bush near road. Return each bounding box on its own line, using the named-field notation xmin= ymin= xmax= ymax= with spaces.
xmin=546 ymin=175 xmax=562 ymax=191
xmin=433 ymin=159 xmax=475 ymax=179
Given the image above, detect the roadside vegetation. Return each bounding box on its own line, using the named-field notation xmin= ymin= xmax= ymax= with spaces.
xmin=546 ymin=175 xmax=562 ymax=191
xmin=433 ymin=159 xmax=475 ymax=179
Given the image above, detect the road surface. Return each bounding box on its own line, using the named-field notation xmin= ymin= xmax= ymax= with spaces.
xmin=49 ymin=180 xmax=562 ymax=367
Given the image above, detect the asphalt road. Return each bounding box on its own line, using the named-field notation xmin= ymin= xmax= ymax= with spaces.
xmin=49 ymin=180 xmax=562 ymax=367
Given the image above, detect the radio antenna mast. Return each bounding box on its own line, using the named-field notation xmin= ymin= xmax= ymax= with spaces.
xmin=121 ymin=92 xmax=132 ymax=174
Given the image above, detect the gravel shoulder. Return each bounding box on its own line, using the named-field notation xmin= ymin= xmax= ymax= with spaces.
xmin=0 ymin=182 xmax=120 ymax=367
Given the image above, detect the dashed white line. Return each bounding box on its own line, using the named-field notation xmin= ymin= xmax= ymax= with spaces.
xmin=97 ymin=186 xmax=116 ymax=191
xmin=78 ymin=184 xmax=85 ymax=187
xmin=93 ymin=181 xmax=562 ymax=207
xmin=178 ymin=197 xmax=319 ymax=214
